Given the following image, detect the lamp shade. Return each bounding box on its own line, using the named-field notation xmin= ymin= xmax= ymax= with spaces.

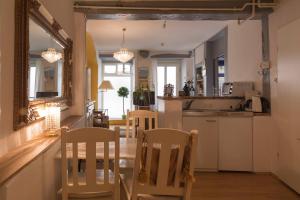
xmin=99 ymin=80 xmax=114 ymax=91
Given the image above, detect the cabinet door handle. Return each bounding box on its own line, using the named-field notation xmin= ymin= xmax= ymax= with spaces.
xmin=206 ymin=120 xmax=217 ymax=123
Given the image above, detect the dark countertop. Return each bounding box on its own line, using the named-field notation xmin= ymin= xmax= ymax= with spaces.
xmin=157 ymin=96 xmax=244 ymax=100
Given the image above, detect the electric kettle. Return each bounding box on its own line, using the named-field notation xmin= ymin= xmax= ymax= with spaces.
xmin=252 ymin=96 xmax=262 ymax=112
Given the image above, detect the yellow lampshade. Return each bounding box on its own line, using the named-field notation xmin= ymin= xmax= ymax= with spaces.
xmin=98 ymin=80 xmax=114 ymax=91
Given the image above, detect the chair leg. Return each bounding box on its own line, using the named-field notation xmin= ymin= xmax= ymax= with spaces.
xmin=126 ymin=119 xmax=129 ymax=138
xmin=131 ymin=193 xmax=137 ymax=200
xmin=62 ymin=191 xmax=68 ymax=200
xmin=115 ymin=180 xmax=120 ymax=200
xmin=183 ymin=181 xmax=192 ymax=200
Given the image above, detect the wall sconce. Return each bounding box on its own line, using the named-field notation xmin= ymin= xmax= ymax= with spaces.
xmin=45 ymin=103 xmax=61 ymax=136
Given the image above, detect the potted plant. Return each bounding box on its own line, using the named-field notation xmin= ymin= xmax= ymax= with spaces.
xmin=117 ymin=87 xmax=129 ymax=119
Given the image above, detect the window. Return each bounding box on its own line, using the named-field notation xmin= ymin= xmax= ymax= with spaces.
xmin=215 ymin=56 xmax=225 ymax=94
xmin=101 ymin=63 xmax=132 ymax=119
xmin=156 ymin=61 xmax=179 ymax=96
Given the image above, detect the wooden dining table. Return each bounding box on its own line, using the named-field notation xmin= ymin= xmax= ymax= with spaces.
xmin=62 ymin=138 xmax=137 ymax=160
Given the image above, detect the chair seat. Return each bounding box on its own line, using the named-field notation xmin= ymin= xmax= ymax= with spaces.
xmin=58 ymin=188 xmax=113 ymax=200
xmin=68 ymin=169 xmax=116 ymax=185
xmin=58 ymin=170 xmax=115 ymax=200
xmin=137 ymin=194 xmax=181 ymax=200
xmin=120 ymin=170 xmax=181 ymax=200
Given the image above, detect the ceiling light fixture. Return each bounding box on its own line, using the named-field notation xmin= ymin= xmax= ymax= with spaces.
xmin=41 ymin=48 xmax=62 ymax=63
xmin=113 ymin=28 xmax=134 ymax=63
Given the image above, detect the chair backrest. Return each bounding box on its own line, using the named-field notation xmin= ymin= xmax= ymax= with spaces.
xmin=61 ymin=127 xmax=120 ymax=200
xmin=131 ymin=128 xmax=198 ymax=200
xmin=125 ymin=110 xmax=158 ymax=138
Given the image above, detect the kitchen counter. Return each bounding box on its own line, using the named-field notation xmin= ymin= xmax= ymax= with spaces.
xmin=182 ymin=110 xmax=254 ymax=117
xmin=157 ymin=96 xmax=270 ymax=129
xmin=157 ymin=96 xmax=244 ymax=100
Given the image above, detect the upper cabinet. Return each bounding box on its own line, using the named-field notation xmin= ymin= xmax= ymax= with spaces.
xmin=194 ymin=44 xmax=205 ymax=66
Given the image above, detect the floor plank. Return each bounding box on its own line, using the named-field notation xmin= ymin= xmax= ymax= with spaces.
xmin=192 ymin=172 xmax=300 ymax=200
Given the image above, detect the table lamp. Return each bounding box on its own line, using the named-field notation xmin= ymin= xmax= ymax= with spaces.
xmin=45 ymin=103 xmax=61 ymax=136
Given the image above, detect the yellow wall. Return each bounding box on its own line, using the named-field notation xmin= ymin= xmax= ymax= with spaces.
xmin=86 ymin=32 xmax=99 ymax=108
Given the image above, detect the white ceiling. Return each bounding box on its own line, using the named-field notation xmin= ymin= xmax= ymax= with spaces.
xmin=87 ymin=20 xmax=228 ymax=52
xmin=29 ymin=19 xmax=63 ymax=52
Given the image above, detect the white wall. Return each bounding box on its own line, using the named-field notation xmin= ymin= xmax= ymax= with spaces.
xmin=194 ymin=44 xmax=205 ymax=65
xmin=135 ymin=51 xmax=153 ymax=89
xmin=0 ymin=0 xmax=2 ymax=126
xmin=0 ymin=0 xmax=75 ymax=157
xmin=227 ymin=20 xmax=263 ymax=92
xmin=70 ymin=13 xmax=86 ymax=116
xmin=2 ymin=140 xmax=61 ymax=200
xmin=181 ymin=58 xmax=194 ymax=88
xmin=268 ymin=0 xmax=300 ymax=193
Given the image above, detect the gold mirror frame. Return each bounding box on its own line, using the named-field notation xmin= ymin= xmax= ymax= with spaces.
xmin=14 ymin=0 xmax=73 ymax=130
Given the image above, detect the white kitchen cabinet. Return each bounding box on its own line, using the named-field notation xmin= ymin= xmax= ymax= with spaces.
xmin=194 ymin=44 xmax=205 ymax=65
xmin=218 ymin=117 xmax=253 ymax=171
xmin=183 ymin=116 xmax=218 ymax=171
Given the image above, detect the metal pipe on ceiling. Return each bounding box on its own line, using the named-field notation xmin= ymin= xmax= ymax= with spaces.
xmin=238 ymin=0 xmax=256 ymax=25
xmin=74 ymin=1 xmax=277 ymax=12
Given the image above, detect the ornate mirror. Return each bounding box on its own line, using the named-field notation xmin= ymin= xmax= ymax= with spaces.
xmin=14 ymin=0 xmax=73 ymax=130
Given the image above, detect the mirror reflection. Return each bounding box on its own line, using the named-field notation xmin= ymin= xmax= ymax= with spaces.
xmin=28 ymin=18 xmax=64 ymax=100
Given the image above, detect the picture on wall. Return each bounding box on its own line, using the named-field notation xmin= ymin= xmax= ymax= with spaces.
xmin=138 ymin=67 xmax=148 ymax=79
xmin=44 ymin=67 xmax=55 ymax=91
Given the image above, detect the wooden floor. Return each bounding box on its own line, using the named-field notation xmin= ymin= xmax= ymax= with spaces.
xmin=191 ymin=172 xmax=300 ymax=200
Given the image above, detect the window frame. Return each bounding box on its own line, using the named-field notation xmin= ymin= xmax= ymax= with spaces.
xmin=100 ymin=62 xmax=133 ymax=118
xmin=156 ymin=60 xmax=181 ymax=96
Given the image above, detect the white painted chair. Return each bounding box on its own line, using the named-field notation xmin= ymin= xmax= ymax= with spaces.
xmin=125 ymin=110 xmax=158 ymax=138
xmin=121 ymin=128 xmax=198 ymax=200
xmin=60 ymin=127 xmax=120 ymax=200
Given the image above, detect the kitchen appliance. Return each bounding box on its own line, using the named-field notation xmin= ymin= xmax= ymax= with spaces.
xmin=222 ymin=82 xmax=254 ymax=97
xmin=244 ymin=96 xmax=270 ymax=113
xmin=252 ymin=96 xmax=262 ymax=112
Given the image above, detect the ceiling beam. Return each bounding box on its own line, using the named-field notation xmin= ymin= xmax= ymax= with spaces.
xmin=74 ymin=0 xmax=275 ymax=20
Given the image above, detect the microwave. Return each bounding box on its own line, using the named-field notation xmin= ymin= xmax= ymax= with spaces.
xmin=222 ymin=82 xmax=254 ymax=97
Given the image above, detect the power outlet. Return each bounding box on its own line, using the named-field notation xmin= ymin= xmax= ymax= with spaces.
xmin=260 ymin=61 xmax=271 ymax=69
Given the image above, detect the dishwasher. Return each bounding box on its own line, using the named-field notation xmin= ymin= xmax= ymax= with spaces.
xmin=218 ymin=115 xmax=253 ymax=172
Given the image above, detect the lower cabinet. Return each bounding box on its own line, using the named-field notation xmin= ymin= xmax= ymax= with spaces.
xmin=183 ymin=116 xmax=219 ymax=171
xmin=183 ymin=115 xmax=253 ymax=172
xmin=218 ymin=117 xmax=253 ymax=172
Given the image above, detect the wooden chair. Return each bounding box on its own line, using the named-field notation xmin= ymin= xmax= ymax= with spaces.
xmin=125 ymin=110 xmax=158 ymax=138
xmin=121 ymin=128 xmax=198 ymax=200
xmin=60 ymin=127 xmax=120 ymax=200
